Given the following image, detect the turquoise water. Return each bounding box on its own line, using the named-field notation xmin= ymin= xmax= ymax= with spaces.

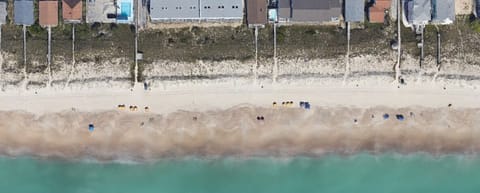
xmin=1 ymin=154 xmax=480 ymax=193
xmin=118 ymin=2 xmax=132 ymax=21
xmin=120 ymin=3 xmax=131 ymax=16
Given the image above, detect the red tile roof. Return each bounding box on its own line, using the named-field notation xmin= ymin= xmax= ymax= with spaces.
xmin=369 ymin=0 xmax=391 ymax=23
xmin=63 ymin=0 xmax=82 ymax=21
xmin=369 ymin=7 xmax=385 ymax=23
xmin=374 ymin=0 xmax=391 ymax=10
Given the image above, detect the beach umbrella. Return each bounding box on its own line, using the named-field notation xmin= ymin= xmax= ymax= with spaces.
xmin=383 ymin=113 xmax=390 ymax=120
xmin=305 ymin=103 xmax=311 ymax=110
xmin=396 ymin=114 xmax=405 ymax=121
xmin=88 ymin=124 xmax=95 ymax=132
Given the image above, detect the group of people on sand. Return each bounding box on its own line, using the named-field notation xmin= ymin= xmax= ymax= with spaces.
xmin=272 ymin=101 xmax=311 ymax=109
xmin=259 ymin=101 xmax=313 ymax=121
xmin=117 ymin=104 xmax=150 ymax=112
xmin=354 ymin=112 xmax=411 ymax=124
xmin=272 ymin=101 xmax=294 ymax=108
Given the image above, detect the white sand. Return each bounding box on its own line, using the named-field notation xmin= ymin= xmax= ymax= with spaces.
xmin=0 ymin=78 xmax=479 ymax=160
xmin=0 ymin=79 xmax=479 ymax=114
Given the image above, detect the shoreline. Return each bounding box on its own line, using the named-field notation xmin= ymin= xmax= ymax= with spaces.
xmin=0 ymin=105 xmax=479 ymax=160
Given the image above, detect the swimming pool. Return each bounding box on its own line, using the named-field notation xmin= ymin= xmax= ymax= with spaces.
xmin=117 ymin=0 xmax=133 ymax=23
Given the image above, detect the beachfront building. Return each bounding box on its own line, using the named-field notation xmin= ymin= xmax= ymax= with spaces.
xmin=63 ymin=0 xmax=82 ymax=22
xmin=246 ymin=0 xmax=268 ymax=26
xmin=368 ymin=0 xmax=391 ymax=23
xmin=39 ymin=0 xmax=59 ymax=27
xmin=344 ymin=0 xmax=364 ymax=22
xmin=87 ymin=0 xmax=116 ymax=23
xmin=149 ymin=0 xmax=243 ymax=22
xmin=277 ymin=0 xmax=342 ymax=23
xmin=200 ymin=0 xmax=243 ymax=20
xmin=404 ymin=0 xmax=431 ymax=26
xmin=431 ymin=0 xmax=454 ymax=24
xmin=150 ymin=0 xmax=199 ymax=21
xmin=14 ymin=0 xmax=34 ymax=25
xmin=477 ymin=0 xmax=480 ymax=17
xmin=0 ymin=0 xmax=6 ymax=25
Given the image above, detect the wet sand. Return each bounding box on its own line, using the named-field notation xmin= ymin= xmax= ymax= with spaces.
xmin=0 ymin=106 xmax=479 ymax=160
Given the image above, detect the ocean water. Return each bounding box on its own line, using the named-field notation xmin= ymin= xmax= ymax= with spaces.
xmin=1 ymin=154 xmax=479 ymax=193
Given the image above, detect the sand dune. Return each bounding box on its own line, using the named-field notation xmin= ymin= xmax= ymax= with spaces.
xmin=0 ymin=106 xmax=479 ymax=160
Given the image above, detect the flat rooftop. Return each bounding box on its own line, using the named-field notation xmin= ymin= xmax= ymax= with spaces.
xmin=14 ymin=0 xmax=34 ymax=25
xmin=86 ymin=0 xmax=116 ymax=23
xmin=39 ymin=0 xmax=59 ymax=27
xmin=0 ymin=1 xmax=7 ymax=24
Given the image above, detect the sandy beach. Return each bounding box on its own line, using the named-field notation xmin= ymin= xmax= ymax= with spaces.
xmin=0 ymin=77 xmax=479 ymax=160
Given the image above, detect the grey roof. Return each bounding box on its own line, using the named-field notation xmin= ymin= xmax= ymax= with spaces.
xmin=14 ymin=0 xmax=34 ymax=25
xmin=278 ymin=0 xmax=341 ymax=22
xmin=344 ymin=0 xmax=364 ymax=22
xmin=0 ymin=1 xmax=7 ymax=24
xmin=86 ymin=0 xmax=116 ymax=23
xmin=149 ymin=0 xmax=243 ymax=21
xmin=477 ymin=0 xmax=480 ymax=17
xmin=293 ymin=0 xmax=340 ymax=9
xmin=432 ymin=0 xmax=454 ymax=24
xmin=150 ymin=0 xmax=200 ymax=20
xmin=291 ymin=7 xmax=341 ymax=22
xmin=404 ymin=0 xmax=431 ymax=25
xmin=200 ymin=0 xmax=243 ymax=19
xmin=278 ymin=0 xmax=290 ymax=8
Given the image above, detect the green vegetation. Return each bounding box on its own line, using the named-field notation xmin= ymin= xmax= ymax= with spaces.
xmin=470 ymin=20 xmax=480 ymax=33
xmin=2 ymin=15 xmax=480 ymax=80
